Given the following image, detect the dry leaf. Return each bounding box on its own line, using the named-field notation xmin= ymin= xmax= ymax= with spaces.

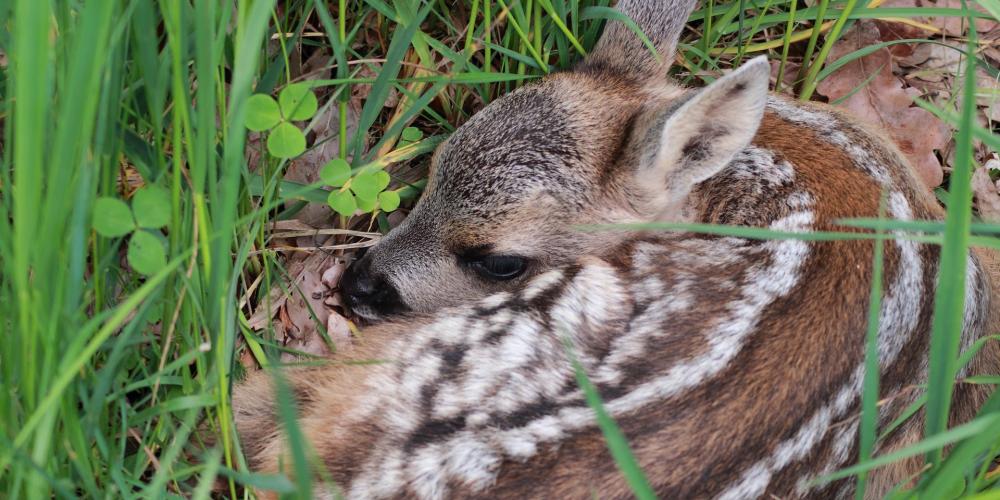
xmin=923 ymin=0 xmax=999 ymax=36
xmin=875 ymin=18 xmax=932 ymax=60
xmin=902 ymin=41 xmax=1000 ymax=122
xmin=816 ymin=21 xmax=950 ymax=188
xmin=280 ymin=329 xmax=335 ymax=362
xmin=975 ymin=70 xmax=1000 ymax=122
xmin=246 ymin=249 xmax=339 ymax=337
xmin=880 ymin=0 xmax=998 ymax=36
xmin=325 ymin=312 xmax=354 ymax=350
xmin=351 ymin=64 xmax=401 ymax=108
xmin=769 ymin=60 xmax=801 ymax=95
xmin=277 ymin=261 xmax=353 ymax=361
xmin=245 ymin=239 xmax=361 ymax=363
xmin=322 ymin=261 xmax=347 ymax=309
xmin=239 ymin=348 xmax=258 ymax=371
xmin=981 ymin=28 xmax=1000 ymax=63
xmin=973 ymin=160 xmax=1000 ymax=222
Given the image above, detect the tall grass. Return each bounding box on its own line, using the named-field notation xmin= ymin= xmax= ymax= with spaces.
xmin=0 ymin=0 xmax=997 ymax=497
xmin=1 ymin=0 xmax=277 ymax=496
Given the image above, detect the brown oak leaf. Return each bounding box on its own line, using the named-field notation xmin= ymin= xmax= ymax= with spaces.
xmin=816 ymin=21 xmax=950 ymax=188
xmin=973 ymin=160 xmax=1000 ymax=222
xmin=879 ymin=0 xmax=998 ymax=36
xmin=923 ymin=0 xmax=999 ymax=36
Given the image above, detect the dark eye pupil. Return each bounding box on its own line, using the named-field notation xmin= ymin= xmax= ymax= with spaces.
xmin=475 ymin=255 xmax=526 ymax=280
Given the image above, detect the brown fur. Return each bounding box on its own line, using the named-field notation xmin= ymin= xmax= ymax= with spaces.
xmin=233 ymin=1 xmax=1000 ymax=497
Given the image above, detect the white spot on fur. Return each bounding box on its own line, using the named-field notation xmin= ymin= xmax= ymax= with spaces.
xmin=604 ymin=204 xmax=813 ymax=415
xmin=501 ymin=430 xmax=539 ymax=458
xmin=786 ymin=191 xmax=813 ymax=210
xmin=529 ymin=415 xmax=566 ymax=440
xmin=775 ymin=407 xmax=834 ymax=469
xmin=727 ymin=146 xmax=795 ymax=186
xmin=718 ymin=463 xmax=771 ymax=500
xmin=408 ymin=444 xmax=448 ymax=500
xmin=430 ymin=314 xmax=474 ymax=345
xmin=959 ymin=256 xmax=986 ymax=378
xmin=479 ymin=291 xmax=511 ymax=310
xmin=445 ymin=433 xmax=502 ymax=490
xmin=727 ymin=191 xmax=925 ymax=498
xmin=549 ymin=261 xmax=628 ymax=356
xmin=767 ymin=97 xmax=891 ymax=185
xmin=352 ymin=449 xmax=407 ymax=499
xmin=521 ymin=269 xmax=565 ymax=301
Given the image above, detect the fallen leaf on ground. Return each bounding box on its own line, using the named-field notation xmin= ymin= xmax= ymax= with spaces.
xmin=816 ymin=20 xmax=950 ymax=188
xmin=879 ymin=0 xmax=998 ymax=36
xmin=923 ymin=0 xmax=999 ymax=36
xmin=325 ymin=312 xmax=354 ymax=351
xmin=246 ymin=248 xmax=340 ymax=342
xmin=874 ymin=18 xmax=933 ymax=59
xmin=244 ymin=230 xmax=363 ymax=365
xmin=769 ymin=60 xmax=801 ymax=95
xmin=973 ymin=160 xmax=1000 ymax=222
xmin=277 ymin=261 xmax=353 ymax=361
xmin=322 ymin=260 xmax=347 ymax=312
xmin=280 ymin=323 xmax=336 ymax=362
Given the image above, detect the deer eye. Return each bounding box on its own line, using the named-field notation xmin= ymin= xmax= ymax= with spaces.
xmin=467 ymin=255 xmax=528 ymax=281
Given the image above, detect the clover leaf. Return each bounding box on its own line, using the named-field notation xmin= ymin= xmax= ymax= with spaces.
xmin=132 ymin=185 xmax=171 ymax=229
xmin=350 ymin=171 xmax=381 ymax=202
xmin=378 ymin=190 xmax=401 ymax=212
xmin=279 ymin=83 xmax=318 ymax=121
xmin=245 ymin=94 xmax=282 ymax=132
xmin=128 ymin=230 xmax=168 ymax=276
xmin=246 ymin=83 xmax=319 ymax=159
xmin=328 ymin=189 xmax=358 ymax=218
xmin=400 ymin=126 xmax=423 ymax=144
xmin=267 ymin=122 xmax=307 ymax=159
xmin=92 ymin=197 xmax=136 ymax=237
xmin=320 ymin=158 xmax=352 ymax=187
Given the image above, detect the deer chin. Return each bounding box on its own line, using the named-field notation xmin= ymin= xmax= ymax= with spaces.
xmin=346 ymin=303 xmax=388 ymax=324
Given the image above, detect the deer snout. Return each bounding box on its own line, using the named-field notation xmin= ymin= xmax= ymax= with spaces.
xmin=340 ymin=254 xmax=408 ymax=321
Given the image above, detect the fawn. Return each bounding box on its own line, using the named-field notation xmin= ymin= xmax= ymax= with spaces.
xmin=233 ymin=0 xmax=1000 ymax=497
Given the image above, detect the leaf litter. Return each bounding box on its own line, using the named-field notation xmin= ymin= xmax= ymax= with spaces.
xmin=241 ymin=32 xmax=431 ymax=367
xmin=815 ymin=17 xmax=1000 ymax=218
xmin=817 ymin=20 xmax=950 ymax=188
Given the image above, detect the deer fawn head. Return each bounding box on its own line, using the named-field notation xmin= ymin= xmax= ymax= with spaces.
xmin=340 ymin=0 xmax=774 ymax=320
xmin=236 ymin=1 xmax=1000 ymax=498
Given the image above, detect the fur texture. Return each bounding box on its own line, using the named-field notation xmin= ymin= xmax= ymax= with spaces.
xmin=233 ymin=1 xmax=1000 ymax=498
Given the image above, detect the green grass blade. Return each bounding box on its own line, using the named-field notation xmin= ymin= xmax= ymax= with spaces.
xmin=923 ymin=9 xmax=979 ymax=466
xmin=856 ymin=194 xmax=887 ymax=500
xmin=352 ymin=1 xmax=432 ymax=160
xmin=816 ymin=413 xmax=1000 ymax=484
xmin=564 ymin=338 xmax=656 ymax=500
xmin=799 ymin=0 xmax=862 ymax=100
xmin=272 ymin=371 xmax=315 ymax=498
xmin=0 ymin=252 xmax=187 ymax=474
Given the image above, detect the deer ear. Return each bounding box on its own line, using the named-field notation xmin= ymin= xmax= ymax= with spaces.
xmin=583 ymin=0 xmax=698 ymax=81
xmin=635 ymin=56 xmax=771 ymax=218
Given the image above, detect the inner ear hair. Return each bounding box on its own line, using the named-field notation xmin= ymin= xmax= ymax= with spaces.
xmin=582 ymin=0 xmax=698 ymax=82
xmin=635 ymin=56 xmax=772 ymax=217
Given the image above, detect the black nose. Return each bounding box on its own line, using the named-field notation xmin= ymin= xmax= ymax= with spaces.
xmin=340 ymin=256 xmax=407 ymax=319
